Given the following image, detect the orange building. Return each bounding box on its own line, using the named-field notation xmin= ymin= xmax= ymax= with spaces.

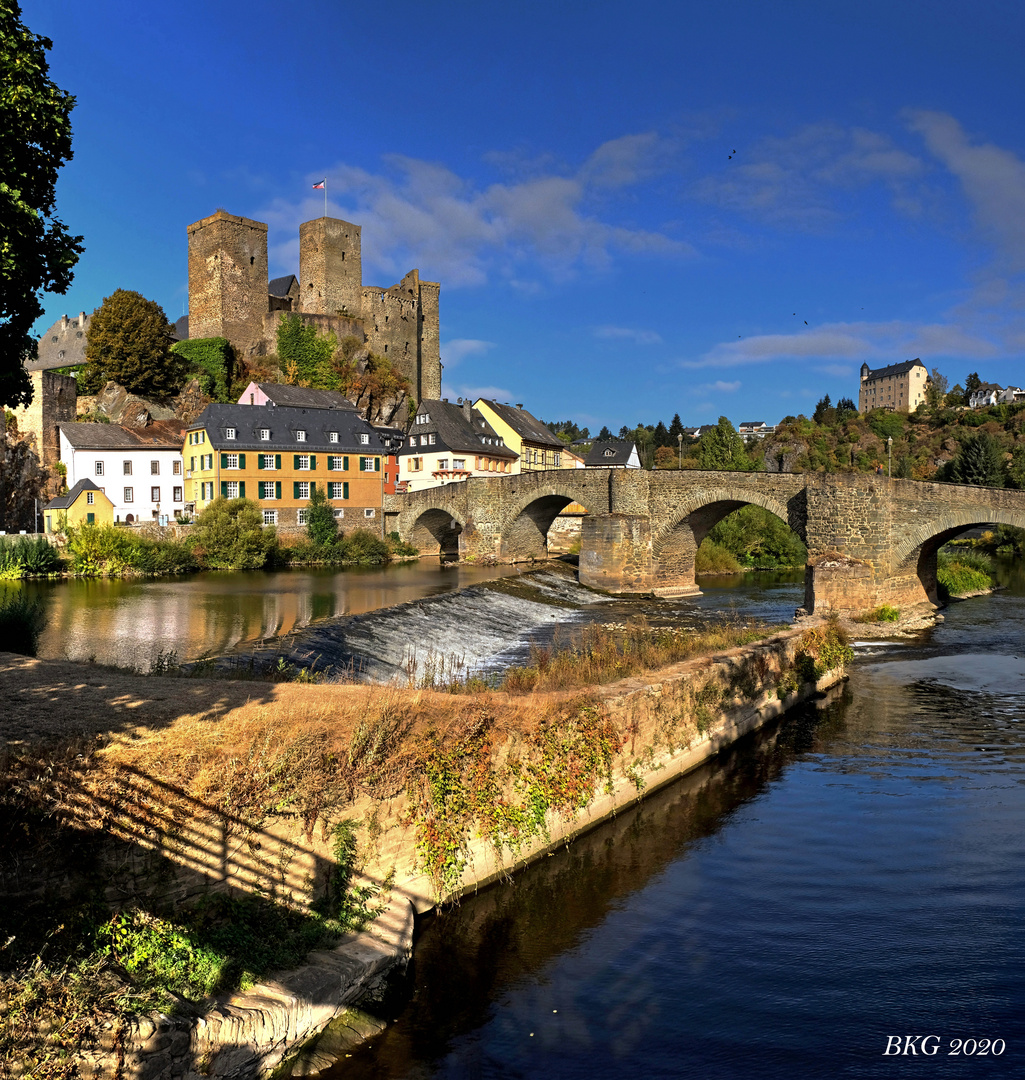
xmin=185 ymin=405 xmax=386 ymax=530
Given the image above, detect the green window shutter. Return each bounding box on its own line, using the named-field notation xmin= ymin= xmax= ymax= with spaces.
xmin=239 ymin=453 xmax=246 ymax=469
xmin=293 ymin=481 xmax=300 ymax=499
xmin=221 ymin=453 xmax=228 ymax=468
xmin=359 ymin=457 xmax=366 ymax=472
xmin=327 ymin=456 xmax=334 ymax=471
xmin=375 ymin=457 xmax=381 ymax=472
xmin=294 ymin=454 xmax=300 ymax=470
xmin=343 ymin=481 xmax=349 ymax=500
xmin=87 ymin=513 xmax=95 ymax=524
xmin=257 ymin=455 xmax=264 ymax=470
xmin=343 ymin=456 xmax=349 ymax=471
xmin=258 ymin=481 xmax=265 ymax=499
xmin=275 ymin=481 xmax=281 ymax=500
xmin=239 ymin=481 xmax=245 ymax=498
xmin=221 ymin=481 xmax=228 ymax=498
xmin=190 ymin=456 xmax=195 ymax=471
xmin=310 ymin=481 xmax=316 ymax=494
xmin=310 ymin=455 xmax=317 ymax=470
xmin=275 ymin=454 xmax=281 ymax=470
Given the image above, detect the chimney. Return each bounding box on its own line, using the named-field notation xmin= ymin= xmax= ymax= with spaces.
xmin=462 ymin=399 xmax=473 ymax=420
xmin=61 ymin=315 xmax=69 ymax=331
xmin=516 ymin=403 xmax=523 ymax=409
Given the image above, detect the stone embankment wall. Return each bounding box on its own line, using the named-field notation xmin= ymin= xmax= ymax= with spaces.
xmin=61 ymin=627 xmax=848 ymax=1078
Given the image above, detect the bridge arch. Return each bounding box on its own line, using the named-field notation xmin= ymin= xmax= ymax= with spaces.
xmin=650 ymin=484 xmax=806 ymax=594
xmin=890 ymin=507 xmax=1025 ymax=605
xmin=406 ymin=507 xmax=467 ymax=558
xmin=498 ymin=480 xmax=600 ymax=561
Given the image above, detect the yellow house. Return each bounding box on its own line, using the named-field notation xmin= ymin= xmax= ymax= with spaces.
xmin=473 ymin=398 xmax=569 ymax=472
xmin=44 ymin=479 xmax=114 ymax=532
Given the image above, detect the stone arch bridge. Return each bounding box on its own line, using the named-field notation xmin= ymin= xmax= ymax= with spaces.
xmin=384 ymin=469 xmax=1025 ymax=614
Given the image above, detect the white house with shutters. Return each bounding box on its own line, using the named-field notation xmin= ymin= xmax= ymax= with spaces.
xmin=58 ymin=422 xmax=187 ymax=523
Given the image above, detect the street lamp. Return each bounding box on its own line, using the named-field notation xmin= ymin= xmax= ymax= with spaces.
xmin=678 ymin=432 xmax=683 ymax=470
xmin=887 ymin=435 xmax=893 ymax=478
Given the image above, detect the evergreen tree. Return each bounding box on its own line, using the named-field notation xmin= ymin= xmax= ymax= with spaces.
xmin=598 ymin=425 xmax=612 ymax=440
xmin=813 ymin=394 xmax=833 ymax=423
xmin=84 ymin=289 xmax=186 ymax=398
xmin=949 ymin=433 xmax=1005 ymax=487
xmin=668 ymin=413 xmax=684 ymax=441
xmin=0 ymin=2 xmax=84 ymax=407
xmin=965 ymin=372 xmax=982 ymax=394
xmin=699 ymin=416 xmax=749 ymax=471
xmin=835 ymin=397 xmax=857 ymax=416
xmin=653 ymin=420 xmax=670 ymax=447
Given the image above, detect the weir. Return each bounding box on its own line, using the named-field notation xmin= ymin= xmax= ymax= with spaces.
xmin=388 ymin=470 xmax=1025 ymax=614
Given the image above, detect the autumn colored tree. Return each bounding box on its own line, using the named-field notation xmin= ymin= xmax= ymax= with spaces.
xmin=0 ymin=2 xmax=84 ymax=407
xmin=84 ymin=290 xmax=186 ymax=398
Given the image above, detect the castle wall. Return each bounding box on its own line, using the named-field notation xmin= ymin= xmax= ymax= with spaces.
xmin=187 ymin=211 xmax=269 ymax=356
xmin=417 ymin=280 xmax=441 ymax=401
xmin=11 ymin=370 xmax=77 ymax=470
xmin=260 ymin=311 xmax=366 ymax=354
xmin=299 ymin=218 xmax=362 ymax=318
xmin=361 ymin=280 xmax=422 ymax=392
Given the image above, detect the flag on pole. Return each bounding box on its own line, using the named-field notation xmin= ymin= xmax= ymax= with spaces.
xmin=312 ymin=181 xmax=325 ymax=189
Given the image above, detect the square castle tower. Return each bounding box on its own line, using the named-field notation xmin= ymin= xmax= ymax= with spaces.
xmin=186 ymin=210 xmax=441 ymax=403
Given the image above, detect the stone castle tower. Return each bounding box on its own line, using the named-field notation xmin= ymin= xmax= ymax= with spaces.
xmin=186 ymin=210 xmax=442 ymax=403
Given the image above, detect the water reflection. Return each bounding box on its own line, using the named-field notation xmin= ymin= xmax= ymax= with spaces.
xmin=22 ymin=562 xmax=520 ymax=669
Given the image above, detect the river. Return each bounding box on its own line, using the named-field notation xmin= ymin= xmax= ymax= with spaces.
xmin=310 ymin=560 xmax=1025 ymax=1079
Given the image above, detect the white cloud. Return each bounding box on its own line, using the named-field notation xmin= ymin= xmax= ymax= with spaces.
xmin=594 ymin=325 xmax=663 ymax=345
xmin=451 ymin=384 xmax=516 ymax=403
xmin=260 ymin=136 xmax=694 ymax=289
xmin=698 ymin=379 xmax=741 ymax=392
xmin=441 ymin=339 xmax=494 ymax=368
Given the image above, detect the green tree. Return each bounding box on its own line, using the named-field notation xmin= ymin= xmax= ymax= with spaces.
xmin=965 ymin=372 xmax=982 ymax=394
xmin=0 ymin=2 xmax=84 ymax=407
xmin=190 ymin=497 xmax=275 ymax=569
xmin=699 ymin=416 xmax=749 ymax=471
xmin=668 ymin=413 xmax=684 ymax=442
xmin=305 ymin=485 xmax=337 ymax=546
xmin=926 ymin=368 xmax=949 ymax=408
xmin=598 ymin=425 xmax=612 ymax=441
xmin=812 ymin=394 xmax=833 ymax=423
xmin=84 ymin=289 xmax=186 ymax=397
xmin=835 ymin=397 xmax=857 ymax=416
xmin=1008 ymin=443 xmax=1025 ymax=489
xmin=947 ymin=382 xmax=966 ymax=407
xmin=949 ymin=433 xmax=1005 ymax=488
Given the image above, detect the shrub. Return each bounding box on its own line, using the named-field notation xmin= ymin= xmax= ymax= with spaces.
xmin=340 ymin=528 xmax=390 ymax=564
xmin=305 ymin=485 xmax=337 ymax=547
xmin=0 ymin=536 xmax=61 ymax=579
xmin=170 ymin=337 xmax=237 ymax=402
xmin=936 ymin=549 xmax=994 ymax=599
xmin=190 ymin=498 xmax=275 ymax=570
xmin=695 ymin=540 xmax=742 ymax=575
xmin=63 ymin=523 xmax=197 ymax=577
xmin=0 ymin=588 xmax=46 ymax=655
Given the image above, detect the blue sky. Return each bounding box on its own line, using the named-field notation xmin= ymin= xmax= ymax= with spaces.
xmin=22 ymin=0 xmax=1025 ymax=431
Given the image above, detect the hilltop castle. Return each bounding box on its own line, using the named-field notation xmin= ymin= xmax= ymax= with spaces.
xmin=184 ymin=210 xmax=442 ymax=403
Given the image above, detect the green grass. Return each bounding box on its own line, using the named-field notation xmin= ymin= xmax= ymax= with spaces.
xmin=854 ymin=604 xmax=901 ymax=623
xmin=937 ymin=548 xmax=995 ymax=599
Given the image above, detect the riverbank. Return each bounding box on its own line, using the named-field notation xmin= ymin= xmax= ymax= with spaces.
xmin=0 ymin=610 xmax=851 ymax=1078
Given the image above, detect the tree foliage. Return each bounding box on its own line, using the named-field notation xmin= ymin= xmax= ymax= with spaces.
xmin=277 ymin=313 xmax=337 ymax=387
xmin=84 ymin=289 xmax=186 ymax=398
xmin=0 ymin=2 xmax=84 ymax=407
xmin=948 ymin=433 xmax=1005 ymax=488
xmin=699 ymin=416 xmax=749 ymax=471
xmin=190 ymin=497 xmax=275 ymax=569
xmin=706 ymin=505 xmax=807 ymax=568
xmin=170 ymin=337 xmax=237 ymax=402
xmin=305 ymin=484 xmax=337 ymax=546
xmin=926 ymin=368 xmax=949 ymax=408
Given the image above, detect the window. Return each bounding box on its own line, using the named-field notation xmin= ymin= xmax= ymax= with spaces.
xmin=95 ymin=461 xmax=104 ymax=476
xmin=225 ymin=453 xmax=240 ymax=469
xmin=204 ymin=453 xmax=214 ymax=470
xmin=437 ymin=458 xmax=449 ymax=470
xmin=329 ymin=455 xmax=346 ymax=471
xmin=360 ymin=456 xmax=378 ymax=472
xmin=297 ymin=508 xmax=309 ymax=525
xmin=260 ymin=428 xmax=270 ymax=441
xmin=332 ymin=509 xmax=345 ymax=519
xmin=453 ymin=458 xmax=465 ymax=470
xmin=258 ymin=481 xmax=279 ymax=500
xmin=364 ymin=509 xmax=375 ymax=518
xmin=124 ymin=487 xmax=133 ymax=502
xmin=150 ymin=461 xmax=160 ymax=475
xmin=173 ymin=487 xmax=183 ymax=502
xmin=224 ymin=481 xmax=239 ymax=498
xmin=359 ymin=433 xmax=370 ymax=445
xmin=173 ymin=461 xmax=182 ymax=475
xmin=296 ymin=429 xmax=307 ymax=442
xmin=329 ymin=482 xmax=348 ymax=499
xmin=202 ymin=481 xmax=214 ymax=500
xmin=295 ymin=481 xmax=310 ymax=499
xmin=296 ymin=455 xmax=311 ymax=470
xmin=151 ymin=486 xmax=160 ymax=502
xmin=328 ymin=431 xmax=338 ymax=443
xmin=553 ymin=453 xmax=561 ymax=467
xmin=409 ymin=436 xmax=417 ymax=447
xmin=263 ymin=510 xmax=278 ymax=525
xmin=259 ymin=453 xmax=277 ymax=470
xmin=428 ymin=433 xmax=436 ymax=445
xmin=410 ymin=457 xmax=423 ymax=472
xmin=86 ymin=491 xmax=95 ymax=505
xmin=225 ymin=427 xmax=236 ymax=440
xmin=122 ymin=461 xmax=131 ymax=475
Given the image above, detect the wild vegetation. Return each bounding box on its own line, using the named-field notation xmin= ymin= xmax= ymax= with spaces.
xmin=936 ymin=548 xmax=995 ymax=599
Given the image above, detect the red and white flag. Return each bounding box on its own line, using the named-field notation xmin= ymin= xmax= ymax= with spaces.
xmin=312 ymin=181 xmax=325 ymax=189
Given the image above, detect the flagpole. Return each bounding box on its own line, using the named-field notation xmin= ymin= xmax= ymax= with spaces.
xmin=323 ymin=178 xmax=327 ymax=218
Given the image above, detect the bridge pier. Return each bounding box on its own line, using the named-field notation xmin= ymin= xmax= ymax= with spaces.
xmin=579 ymin=513 xmax=656 ymax=593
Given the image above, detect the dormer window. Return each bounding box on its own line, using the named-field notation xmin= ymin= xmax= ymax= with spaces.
xmin=225 ymin=427 xmax=236 ymax=440
xmin=329 ymin=431 xmax=338 ymax=443
xmin=604 ymin=448 xmax=615 ymax=457
xmin=296 ymin=430 xmax=307 ymax=442
xmin=260 ymin=428 xmax=270 ymax=440
xmin=409 ymin=435 xmax=417 ymax=447
xmin=359 ymin=433 xmax=370 ymax=445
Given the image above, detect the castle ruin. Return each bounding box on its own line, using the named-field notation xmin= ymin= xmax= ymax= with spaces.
xmin=185 ymin=210 xmax=442 ymax=403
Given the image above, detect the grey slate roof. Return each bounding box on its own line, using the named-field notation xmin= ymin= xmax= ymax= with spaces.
xmin=252 ymin=383 xmax=357 ymax=411
xmin=30 ymin=312 xmax=92 ymax=371
xmin=59 ymin=421 xmax=185 ymax=449
xmin=189 ymin=404 xmax=384 ymax=453
xmin=475 ymin=399 xmax=565 ymax=450
xmin=269 ymin=275 xmax=297 ymax=299
xmin=46 ymin=478 xmax=106 ymax=511
xmin=584 ymin=439 xmax=637 ymax=466
xmin=401 ymin=399 xmax=517 ymax=459
xmin=173 ymin=315 xmax=189 ymax=341
xmin=862 ymin=358 xmax=927 ymax=380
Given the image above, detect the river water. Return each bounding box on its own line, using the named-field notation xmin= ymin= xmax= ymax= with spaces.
xmin=315 ymin=562 xmax=1025 ymax=1079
